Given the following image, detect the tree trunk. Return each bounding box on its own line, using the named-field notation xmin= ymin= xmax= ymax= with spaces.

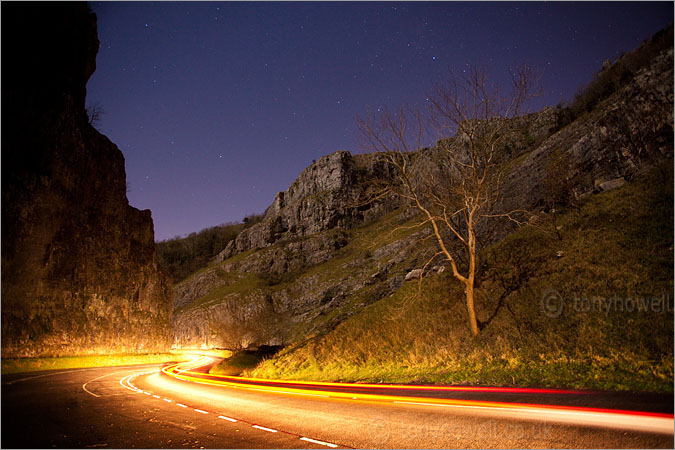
xmin=466 ymin=227 xmax=480 ymax=336
xmin=465 ymin=282 xmax=480 ymax=336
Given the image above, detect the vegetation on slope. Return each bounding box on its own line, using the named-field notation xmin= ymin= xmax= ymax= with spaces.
xmin=1 ymin=353 xmax=187 ymax=374
xmin=246 ymin=161 xmax=674 ymax=392
xmin=2 ymin=349 xmax=234 ymax=374
xmin=156 ymin=214 xmax=263 ymax=282
xmin=552 ymin=23 xmax=673 ymax=132
xmin=176 ymin=207 xmax=433 ymax=348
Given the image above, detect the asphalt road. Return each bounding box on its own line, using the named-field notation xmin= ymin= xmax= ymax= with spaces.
xmin=2 ymin=360 xmax=673 ymax=449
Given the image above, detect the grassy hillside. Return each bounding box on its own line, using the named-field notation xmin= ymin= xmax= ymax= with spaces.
xmin=244 ymin=160 xmax=674 ymax=392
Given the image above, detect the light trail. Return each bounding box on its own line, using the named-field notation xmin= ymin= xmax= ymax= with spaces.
xmin=121 ymin=358 xmax=346 ymax=448
xmin=78 ymin=357 xmax=347 ymax=448
xmin=158 ymin=356 xmax=674 ymax=435
xmin=163 ymin=356 xmax=581 ymax=394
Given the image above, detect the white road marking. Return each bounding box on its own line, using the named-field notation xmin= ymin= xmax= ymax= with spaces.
xmin=14 ymin=363 xmax=164 ymax=387
xmin=300 ymin=437 xmax=339 ymax=448
xmin=252 ymin=425 xmax=278 ymax=433
xmin=218 ymin=415 xmax=237 ymax=422
xmin=118 ymin=374 xmax=136 ymax=392
xmin=176 ymin=403 xmax=188 ymax=408
xmin=163 ymin=398 xmax=173 ymax=403
xmin=194 ymin=409 xmax=208 ymax=414
xmin=12 ymin=369 xmax=98 ymax=385
xmin=152 ymin=395 xmax=160 ymax=398
xmin=84 ymin=369 xmax=148 ymax=397
xmin=82 ymin=384 xmax=102 ymax=398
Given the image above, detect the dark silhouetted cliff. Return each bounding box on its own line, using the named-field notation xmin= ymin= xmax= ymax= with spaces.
xmin=1 ymin=3 xmax=173 ymax=357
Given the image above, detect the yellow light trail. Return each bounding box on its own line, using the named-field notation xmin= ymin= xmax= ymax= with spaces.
xmin=156 ymin=355 xmax=674 ymax=435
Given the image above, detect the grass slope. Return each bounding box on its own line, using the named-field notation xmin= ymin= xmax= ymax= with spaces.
xmin=1 ymin=353 xmax=185 ymax=374
xmin=246 ymin=161 xmax=674 ymax=393
xmin=2 ymin=349 xmax=232 ymax=374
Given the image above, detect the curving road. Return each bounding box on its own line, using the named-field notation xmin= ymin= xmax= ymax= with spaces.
xmin=2 ymin=356 xmax=673 ymax=448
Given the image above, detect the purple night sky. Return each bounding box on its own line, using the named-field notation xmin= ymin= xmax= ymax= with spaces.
xmin=85 ymin=2 xmax=673 ymax=241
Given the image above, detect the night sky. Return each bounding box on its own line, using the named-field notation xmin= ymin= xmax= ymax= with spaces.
xmin=85 ymin=2 xmax=673 ymax=241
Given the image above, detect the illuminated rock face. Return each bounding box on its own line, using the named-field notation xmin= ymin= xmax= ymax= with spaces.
xmin=1 ymin=3 xmax=173 ymax=357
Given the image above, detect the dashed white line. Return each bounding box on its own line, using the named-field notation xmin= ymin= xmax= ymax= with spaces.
xmin=252 ymin=425 xmax=278 ymax=433
xmin=152 ymin=395 xmax=161 ymax=398
xmin=300 ymin=437 xmax=339 ymax=448
xmin=176 ymin=403 xmax=188 ymax=408
xmin=194 ymin=409 xmax=209 ymax=414
xmin=163 ymin=398 xmax=173 ymax=403
xmin=143 ymin=392 xmax=151 ymax=395
xmin=218 ymin=415 xmax=237 ymax=422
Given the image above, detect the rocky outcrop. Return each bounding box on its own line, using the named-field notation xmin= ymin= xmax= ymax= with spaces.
xmin=217 ymin=151 xmax=397 ymax=260
xmin=503 ymin=47 xmax=673 ymax=211
xmin=176 ymin=228 xmax=350 ymax=310
xmin=172 ymin=220 xmax=431 ymax=349
xmin=1 ymin=4 xmax=173 ymax=357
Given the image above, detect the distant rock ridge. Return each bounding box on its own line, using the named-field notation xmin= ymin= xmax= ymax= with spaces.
xmin=503 ymin=46 xmax=674 ymax=212
xmin=1 ymin=3 xmax=173 ymax=357
xmin=216 ymin=150 xmax=398 ymax=261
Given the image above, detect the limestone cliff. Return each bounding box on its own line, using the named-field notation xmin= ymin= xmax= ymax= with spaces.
xmin=1 ymin=3 xmax=173 ymax=357
xmin=217 ymin=151 xmax=397 ymax=260
xmin=503 ymin=47 xmax=674 ymax=211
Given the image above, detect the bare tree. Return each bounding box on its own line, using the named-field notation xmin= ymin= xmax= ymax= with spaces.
xmin=357 ymin=65 xmax=537 ymax=336
xmin=86 ymin=102 xmax=104 ymax=127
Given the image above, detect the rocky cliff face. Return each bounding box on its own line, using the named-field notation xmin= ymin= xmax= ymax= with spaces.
xmin=172 ymin=220 xmax=429 ymax=350
xmin=503 ymin=47 xmax=674 ymax=211
xmin=1 ymin=4 xmax=173 ymax=357
xmin=217 ymin=151 xmax=397 ymax=260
